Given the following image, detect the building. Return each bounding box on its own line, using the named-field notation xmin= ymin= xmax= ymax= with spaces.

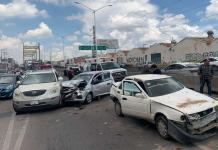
xmin=115 ymin=31 xmax=218 ymax=65
xmin=171 ymin=31 xmax=218 ymax=62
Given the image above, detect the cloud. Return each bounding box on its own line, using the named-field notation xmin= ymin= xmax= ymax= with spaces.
xmin=39 ymin=0 xmax=71 ymax=5
xmin=67 ymin=0 xmax=205 ymax=50
xmin=205 ymin=0 xmax=218 ymax=20
xmin=0 ymin=0 xmax=49 ymax=20
xmin=20 ymin=22 xmax=53 ymax=39
xmin=0 ymin=35 xmax=23 ymax=63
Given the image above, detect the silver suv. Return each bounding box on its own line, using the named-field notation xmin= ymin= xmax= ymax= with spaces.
xmin=84 ymin=61 xmax=127 ymax=82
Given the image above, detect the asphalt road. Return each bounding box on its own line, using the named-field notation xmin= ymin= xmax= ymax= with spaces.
xmin=0 ymin=96 xmax=218 ymax=150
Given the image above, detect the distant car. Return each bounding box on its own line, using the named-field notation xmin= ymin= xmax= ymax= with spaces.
xmin=162 ymin=62 xmax=200 ymax=74
xmin=110 ymin=74 xmax=218 ymax=143
xmin=0 ymin=74 xmax=18 ymax=99
xmin=84 ymin=61 xmax=127 ymax=82
xmin=64 ymin=64 xmax=81 ymax=76
xmin=13 ymin=69 xmax=63 ymax=113
xmin=61 ymin=71 xmax=113 ymax=104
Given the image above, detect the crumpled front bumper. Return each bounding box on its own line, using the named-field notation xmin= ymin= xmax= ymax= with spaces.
xmin=168 ymin=120 xmax=218 ymax=144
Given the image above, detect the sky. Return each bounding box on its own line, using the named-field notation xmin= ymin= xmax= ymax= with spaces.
xmin=0 ymin=0 xmax=218 ymax=63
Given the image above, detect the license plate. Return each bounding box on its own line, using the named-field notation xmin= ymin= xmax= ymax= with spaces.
xmin=30 ymin=101 xmax=39 ymax=105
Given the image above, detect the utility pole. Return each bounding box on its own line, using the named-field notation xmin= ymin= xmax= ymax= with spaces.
xmin=74 ymin=2 xmax=112 ymax=58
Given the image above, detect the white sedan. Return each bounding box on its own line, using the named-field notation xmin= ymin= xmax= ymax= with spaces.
xmin=110 ymin=74 xmax=218 ymax=143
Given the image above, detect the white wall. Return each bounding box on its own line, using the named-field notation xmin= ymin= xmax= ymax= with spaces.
xmin=172 ymin=38 xmax=218 ymax=62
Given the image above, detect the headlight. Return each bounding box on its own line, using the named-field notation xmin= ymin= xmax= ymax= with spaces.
xmin=187 ymin=113 xmax=201 ymax=121
xmin=6 ymin=85 xmax=13 ymax=90
xmin=14 ymin=90 xmax=21 ymax=97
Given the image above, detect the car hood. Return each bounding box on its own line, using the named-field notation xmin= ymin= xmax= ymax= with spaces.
xmin=18 ymin=82 xmax=59 ymax=92
xmin=62 ymin=79 xmax=84 ymax=88
xmin=0 ymin=83 xmax=13 ymax=89
xmin=151 ymin=88 xmax=218 ymax=114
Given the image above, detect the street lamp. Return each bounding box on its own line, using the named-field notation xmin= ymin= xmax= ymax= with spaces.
xmin=74 ymin=2 xmax=112 ymax=58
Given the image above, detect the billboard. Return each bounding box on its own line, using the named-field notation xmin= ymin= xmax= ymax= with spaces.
xmin=97 ymin=39 xmax=119 ymax=49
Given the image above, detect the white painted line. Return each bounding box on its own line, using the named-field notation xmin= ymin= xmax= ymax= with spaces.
xmin=2 ymin=112 xmax=16 ymax=150
xmin=13 ymin=116 xmax=29 ymax=150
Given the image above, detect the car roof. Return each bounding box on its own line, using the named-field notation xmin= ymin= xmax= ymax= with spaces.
xmin=80 ymin=71 xmax=109 ymax=75
xmin=28 ymin=69 xmax=55 ymax=75
xmin=125 ymin=74 xmax=170 ymax=81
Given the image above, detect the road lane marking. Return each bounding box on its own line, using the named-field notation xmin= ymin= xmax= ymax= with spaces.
xmin=13 ymin=116 xmax=29 ymax=150
xmin=2 ymin=112 xmax=16 ymax=150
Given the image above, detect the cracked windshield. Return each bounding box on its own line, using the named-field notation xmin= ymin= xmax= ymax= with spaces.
xmin=1 ymin=0 xmax=218 ymax=150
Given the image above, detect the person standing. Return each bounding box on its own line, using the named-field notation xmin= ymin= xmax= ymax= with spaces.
xmin=198 ymin=59 xmax=214 ymax=96
xmin=150 ymin=64 xmax=162 ymax=74
xmin=68 ymin=67 xmax=74 ymax=80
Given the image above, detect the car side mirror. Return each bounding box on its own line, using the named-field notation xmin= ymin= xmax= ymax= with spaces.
xmin=135 ymin=93 xmax=145 ymax=99
xmin=58 ymin=77 xmax=63 ymax=81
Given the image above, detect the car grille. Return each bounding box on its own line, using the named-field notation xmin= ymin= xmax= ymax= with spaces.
xmin=112 ymin=71 xmax=126 ymax=82
xmin=198 ymin=108 xmax=213 ymax=118
xmin=23 ymin=90 xmax=46 ymax=97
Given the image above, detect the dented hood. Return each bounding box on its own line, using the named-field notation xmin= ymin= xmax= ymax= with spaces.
xmin=61 ymin=79 xmax=84 ymax=88
xmin=151 ymin=88 xmax=218 ymax=114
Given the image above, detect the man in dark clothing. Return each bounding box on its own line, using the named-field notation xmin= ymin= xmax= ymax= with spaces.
xmin=198 ymin=59 xmax=214 ymax=96
xmin=68 ymin=67 xmax=74 ymax=80
xmin=151 ymin=64 xmax=162 ymax=74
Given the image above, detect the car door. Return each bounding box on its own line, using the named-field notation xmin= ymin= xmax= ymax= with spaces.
xmin=91 ymin=73 xmax=106 ymax=97
xmin=120 ymin=81 xmax=150 ymax=119
xmin=103 ymin=72 xmax=112 ymax=94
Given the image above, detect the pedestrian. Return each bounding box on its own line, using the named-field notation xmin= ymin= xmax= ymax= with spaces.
xmin=151 ymin=64 xmax=162 ymax=74
xmin=68 ymin=67 xmax=74 ymax=80
xmin=198 ymin=59 xmax=214 ymax=96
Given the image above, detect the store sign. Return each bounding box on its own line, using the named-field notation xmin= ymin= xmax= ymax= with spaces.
xmin=97 ymin=39 xmax=119 ymax=49
xmin=127 ymin=56 xmax=145 ymax=63
xmin=185 ymin=51 xmax=218 ymax=61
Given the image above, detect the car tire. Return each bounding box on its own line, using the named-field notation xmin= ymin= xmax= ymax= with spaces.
xmin=155 ymin=115 xmax=170 ymax=139
xmin=114 ymin=102 xmax=124 ymax=117
xmin=84 ymin=93 xmax=93 ymax=104
xmin=13 ymin=104 xmax=22 ymax=114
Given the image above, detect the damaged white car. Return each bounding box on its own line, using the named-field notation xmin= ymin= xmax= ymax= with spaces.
xmin=110 ymin=74 xmax=218 ymax=143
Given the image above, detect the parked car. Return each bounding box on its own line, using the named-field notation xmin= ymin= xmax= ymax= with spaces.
xmin=83 ymin=61 xmax=127 ymax=82
xmin=162 ymin=62 xmax=200 ymax=74
xmin=61 ymin=71 xmax=113 ymax=104
xmin=13 ymin=69 xmax=63 ymax=113
xmin=110 ymin=74 xmax=218 ymax=143
xmin=0 ymin=74 xmax=18 ymax=99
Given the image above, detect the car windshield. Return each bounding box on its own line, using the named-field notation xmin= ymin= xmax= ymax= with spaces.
xmin=101 ymin=62 xmax=120 ymax=70
xmin=72 ymin=74 xmax=93 ymax=82
xmin=144 ymin=77 xmax=184 ymax=97
xmin=22 ymin=73 xmax=56 ymax=85
xmin=0 ymin=76 xmax=15 ymax=84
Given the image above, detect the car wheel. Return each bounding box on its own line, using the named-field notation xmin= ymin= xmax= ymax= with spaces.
xmin=114 ymin=102 xmax=124 ymax=117
xmin=155 ymin=115 xmax=170 ymax=139
xmin=85 ymin=93 xmax=93 ymax=104
xmin=13 ymin=104 xmax=22 ymax=114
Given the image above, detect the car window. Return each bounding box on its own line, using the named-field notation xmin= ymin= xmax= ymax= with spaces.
xmin=137 ymin=81 xmax=148 ymax=94
xmin=175 ymin=64 xmax=184 ymax=69
xmin=93 ymin=74 xmax=103 ymax=83
xmin=144 ymin=77 xmax=184 ymax=97
xmin=123 ymin=81 xmax=141 ymax=97
xmin=103 ymin=72 xmax=111 ymax=81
